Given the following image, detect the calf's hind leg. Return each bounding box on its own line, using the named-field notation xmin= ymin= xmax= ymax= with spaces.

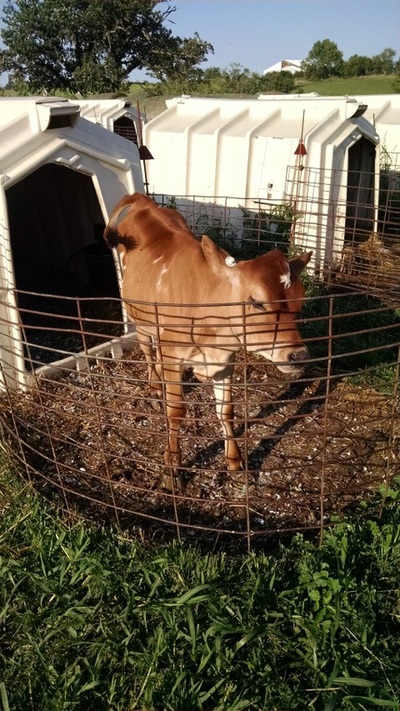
xmin=137 ymin=333 xmax=163 ymax=408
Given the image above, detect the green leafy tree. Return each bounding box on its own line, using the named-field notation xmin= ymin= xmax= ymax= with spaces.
xmin=261 ymin=70 xmax=295 ymax=93
xmin=1 ymin=0 xmax=214 ymax=94
xmin=302 ymin=39 xmax=344 ymax=80
xmin=370 ymin=48 xmax=396 ymax=74
xmin=393 ymin=72 xmax=400 ymax=93
xmin=199 ymin=66 xmax=229 ymax=94
xmin=199 ymin=63 xmax=263 ymax=94
xmin=145 ymin=32 xmax=213 ymax=83
xmin=344 ymin=55 xmax=373 ymax=77
xmin=209 ymin=63 xmax=259 ymax=94
xmin=157 ymin=64 xmax=296 ymax=97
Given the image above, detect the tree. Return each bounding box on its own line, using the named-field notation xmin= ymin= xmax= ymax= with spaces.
xmin=344 ymin=55 xmax=373 ymax=77
xmin=370 ymin=48 xmax=396 ymax=75
xmin=144 ymin=32 xmax=213 ymax=83
xmin=261 ymin=70 xmax=295 ymax=94
xmin=301 ymin=39 xmax=344 ymax=80
xmin=1 ymin=0 xmax=214 ymax=94
xmin=218 ymin=64 xmax=261 ymax=93
xmin=198 ymin=63 xmax=263 ymax=94
xmin=393 ymin=72 xmax=400 ymax=93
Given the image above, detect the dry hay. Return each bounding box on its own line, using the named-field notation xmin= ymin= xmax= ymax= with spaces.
xmin=0 ymin=345 xmax=398 ymax=539
xmin=336 ymin=232 xmax=400 ymax=297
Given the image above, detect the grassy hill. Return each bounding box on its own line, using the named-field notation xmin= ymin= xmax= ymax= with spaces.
xmin=295 ymin=74 xmax=397 ymax=95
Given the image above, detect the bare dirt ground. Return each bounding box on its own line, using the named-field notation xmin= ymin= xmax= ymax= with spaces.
xmin=1 ymin=344 xmax=398 ymax=543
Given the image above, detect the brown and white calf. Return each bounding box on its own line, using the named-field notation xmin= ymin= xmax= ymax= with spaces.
xmin=104 ymin=192 xmax=312 ymax=490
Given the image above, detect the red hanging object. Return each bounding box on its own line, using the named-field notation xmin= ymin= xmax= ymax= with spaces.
xmin=136 ymin=99 xmax=154 ymax=194
xmin=138 ymin=144 xmax=154 ymax=160
xmin=294 ymin=141 xmax=307 ymax=156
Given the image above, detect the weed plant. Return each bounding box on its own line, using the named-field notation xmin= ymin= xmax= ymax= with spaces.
xmin=301 ymin=283 xmax=400 ymax=392
xmin=1 ymin=454 xmax=400 ymax=711
xmin=240 ymin=202 xmax=303 ymax=256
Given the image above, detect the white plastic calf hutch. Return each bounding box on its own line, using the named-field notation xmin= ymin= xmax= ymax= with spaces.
xmin=356 ymin=94 xmax=400 ymax=159
xmin=0 ymin=96 xmax=144 ymax=392
xmin=142 ymin=95 xmax=380 ymax=271
xmin=76 ymin=98 xmax=145 ymax=147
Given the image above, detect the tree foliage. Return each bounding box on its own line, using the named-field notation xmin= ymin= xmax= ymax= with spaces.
xmin=263 ymin=70 xmax=296 ymax=93
xmin=1 ymin=4 xmax=398 ymax=97
xmin=1 ymin=0 xmax=214 ymax=94
xmin=152 ymin=64 xmax=296 ymax=99
xmin=344 ymin=55 xmax=373 ymax=77
xmin=371 ymin=48 xmax=397 ymax=75
xmin=393 ymin=72 xmax=400 ymax=93
xmin=302 ymin=39 xmax=344 ymax=80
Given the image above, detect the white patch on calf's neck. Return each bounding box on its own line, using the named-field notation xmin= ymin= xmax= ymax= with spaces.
xmin=156 ymin=264 xmax=169 ymax=289
xmin=280 ymin=264 xmax=291 ymax=289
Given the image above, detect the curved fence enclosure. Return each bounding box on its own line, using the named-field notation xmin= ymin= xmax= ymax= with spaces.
xmin=1 ymin=187 xmax=399 ymax=548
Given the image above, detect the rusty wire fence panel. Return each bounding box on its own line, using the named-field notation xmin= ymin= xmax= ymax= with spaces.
xmin=1 ymin=291 xmax=399 ymax=547
xmin=0 ymin=169 xmax=399 ymax=549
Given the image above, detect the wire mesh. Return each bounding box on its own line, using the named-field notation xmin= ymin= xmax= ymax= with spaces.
xmin=1 ymin=171 xmax=399 ymax=549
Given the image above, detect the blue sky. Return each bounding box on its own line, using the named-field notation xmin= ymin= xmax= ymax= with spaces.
xmin=1 ymin=0 xmax=399 ymax=85
xmin=132 ymin=0 xmax=400 ymax=80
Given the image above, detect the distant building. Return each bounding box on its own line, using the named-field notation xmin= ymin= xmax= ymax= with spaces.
xmin=263 ymin=60 xmax=302 ymax=75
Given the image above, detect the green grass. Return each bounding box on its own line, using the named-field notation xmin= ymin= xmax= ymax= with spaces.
xmin=1 ymin=452 xmax=400 ymax=711
xmin=294 ymin=74 xmax=397 ymax=96
xmin=300 ymin=283 xmax=400 ymax=393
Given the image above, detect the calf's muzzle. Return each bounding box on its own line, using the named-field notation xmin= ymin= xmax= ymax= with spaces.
xmin=289 ymin=346 xmax=309 ymax=363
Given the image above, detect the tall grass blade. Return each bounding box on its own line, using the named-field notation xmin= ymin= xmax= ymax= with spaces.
xmin=0 ymin=684 xmax=10 ymax=711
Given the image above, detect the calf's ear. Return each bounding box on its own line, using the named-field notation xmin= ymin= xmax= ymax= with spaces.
xmin=201 ymin=235 xmax=233 ymax=274
xmin=289 ymin=251 xmax=313 ymax=277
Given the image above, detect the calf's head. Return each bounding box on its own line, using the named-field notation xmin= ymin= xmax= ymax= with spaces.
xmin=202 ymin=237 xmax=312 ymax=376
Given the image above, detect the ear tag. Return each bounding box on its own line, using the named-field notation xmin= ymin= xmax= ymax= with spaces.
xmin=225 ymin=256 xmax=237 ymax=268
xmin=280 ymin=272 xmax=291 ymax=289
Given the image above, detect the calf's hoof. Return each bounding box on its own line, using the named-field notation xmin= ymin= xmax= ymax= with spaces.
xmin=149 ymin=396 xmax=163 ymax=413
xmin=160 ymin=468 xmax=183 ymax=495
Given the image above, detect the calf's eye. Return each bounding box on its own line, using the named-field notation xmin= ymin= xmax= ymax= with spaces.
xmin=249 ymin=296 xmax=266 ymax=312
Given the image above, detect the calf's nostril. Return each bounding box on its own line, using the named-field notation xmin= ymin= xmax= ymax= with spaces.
xmin=289 ymin=347 xmax=309 ymax=362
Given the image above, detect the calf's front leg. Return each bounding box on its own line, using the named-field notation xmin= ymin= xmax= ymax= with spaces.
xmin=161 ymin=364 xmax=186 ymax=494
xmin=213 ymin=374 xmax=243 ymax=473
